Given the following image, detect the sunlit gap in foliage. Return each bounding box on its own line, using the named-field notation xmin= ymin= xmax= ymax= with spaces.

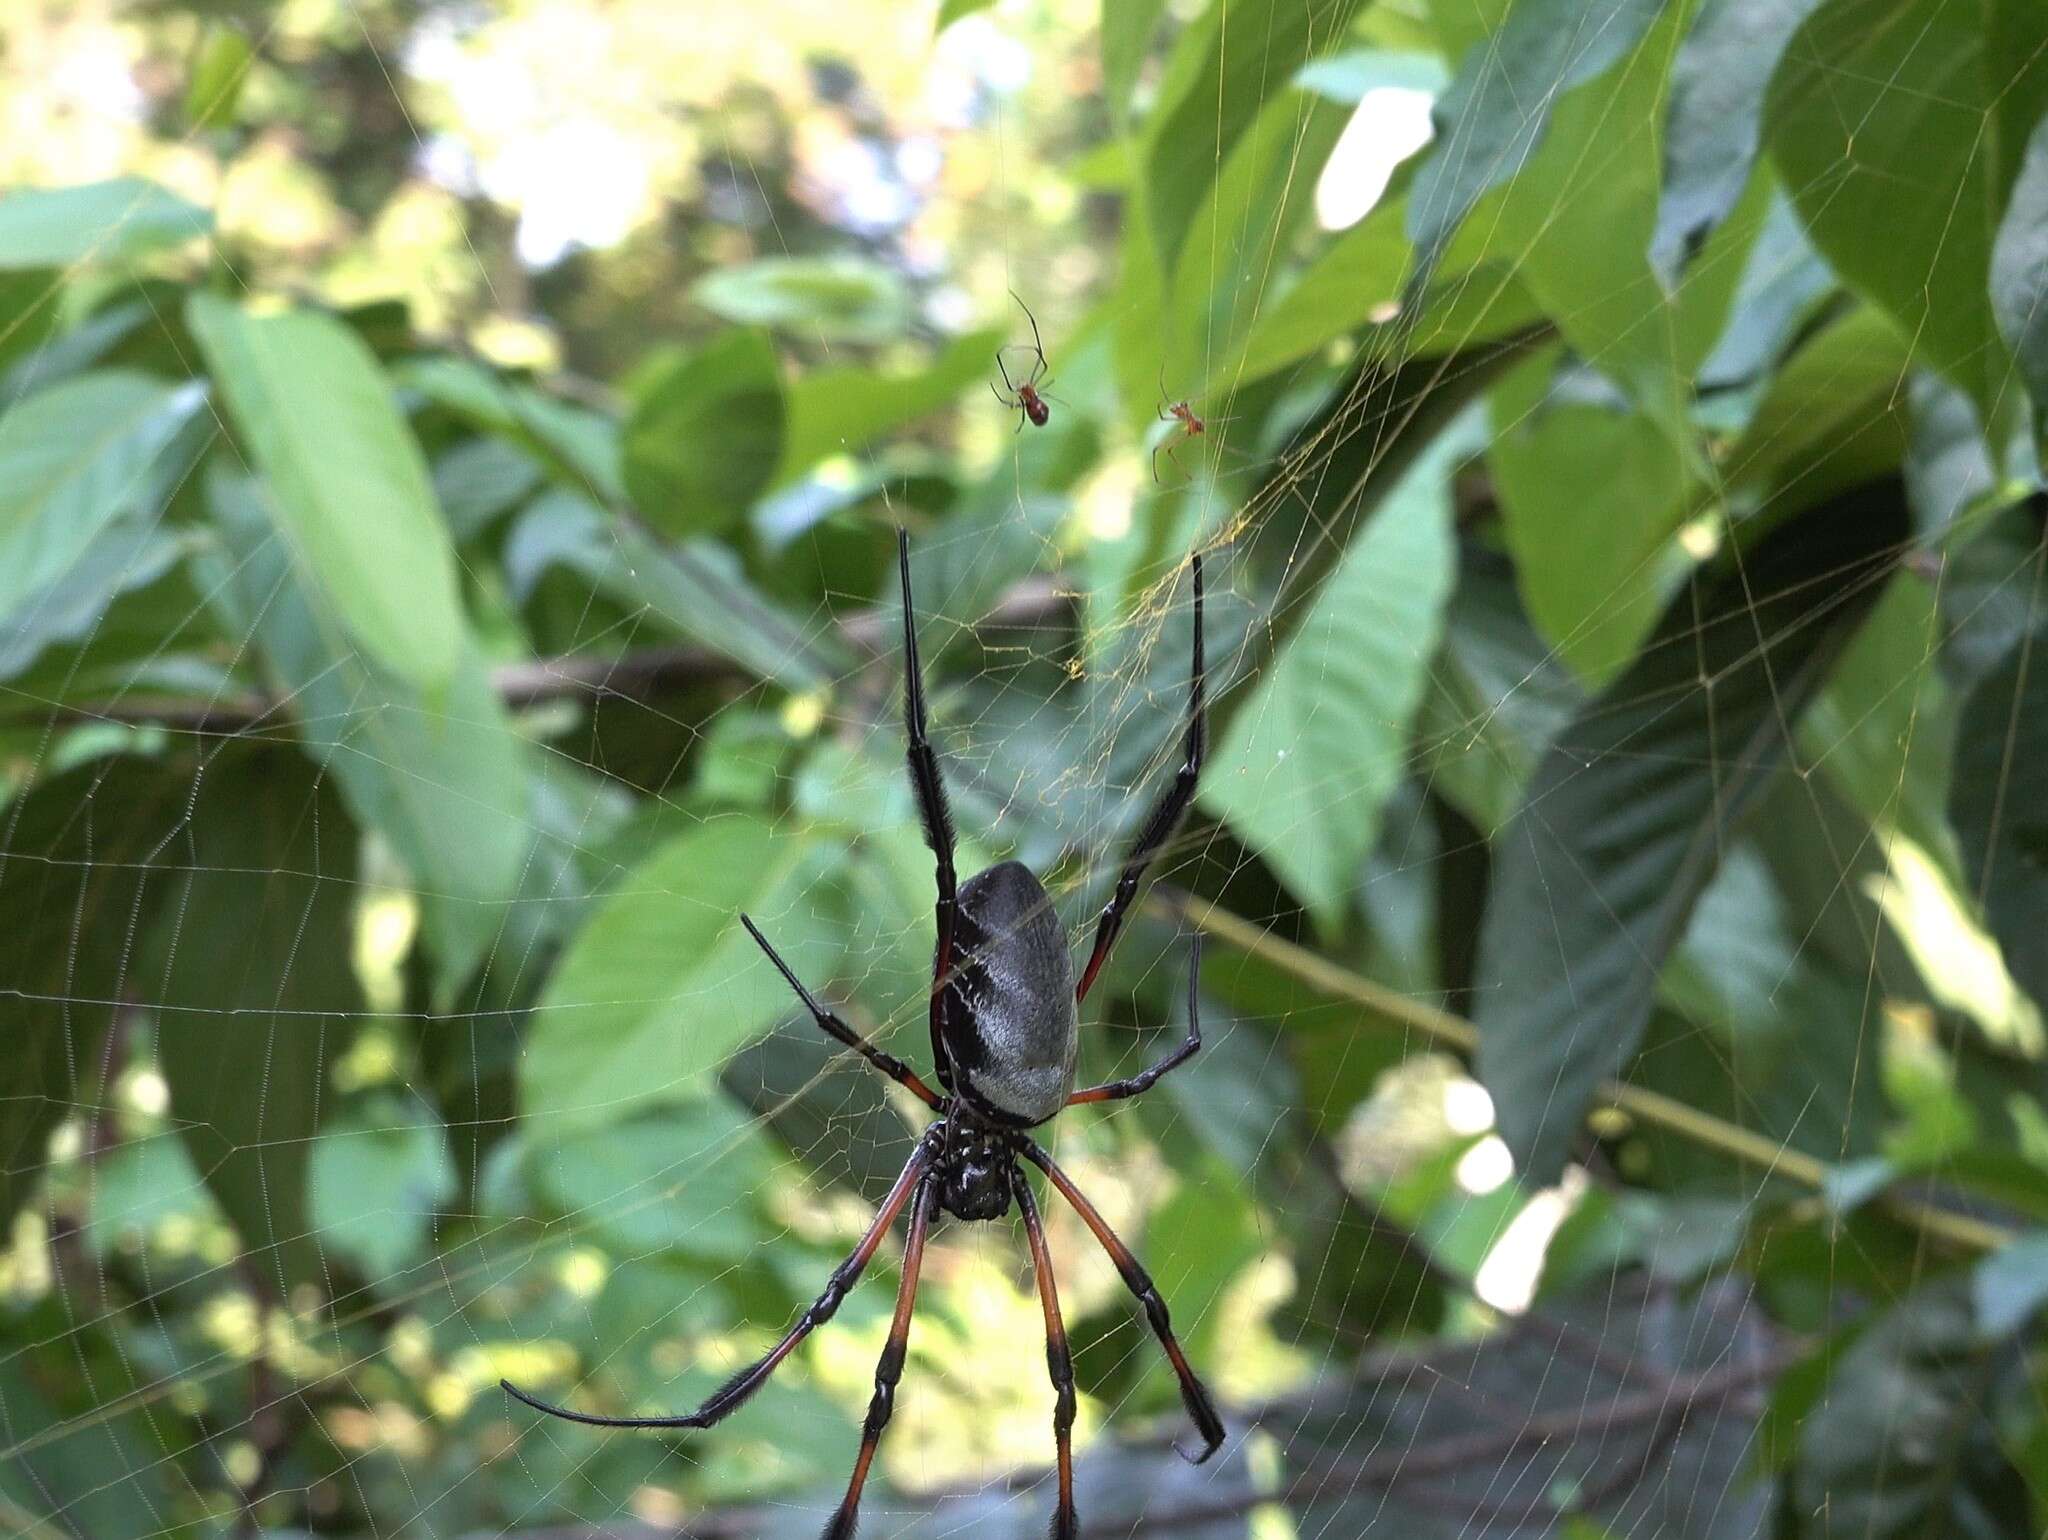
xmin=1315 ymin=86 xmax=1434 ymax=231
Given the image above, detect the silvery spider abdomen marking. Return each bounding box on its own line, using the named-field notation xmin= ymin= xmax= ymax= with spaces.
xmin=938 ymin=860 xmax=1077 ymax=1126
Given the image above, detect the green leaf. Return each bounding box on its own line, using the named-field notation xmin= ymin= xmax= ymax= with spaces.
xmin=1474 ymin=478 xmax=1910 ymax=1186
xmin=188 ymin=293 xmax=466 ymax=688
xmin=0 ymin=757 xmax=187 ymax=1233
xmin=0 ymin=1354 xmax=167 ymax=1540
xmin=1231 ymin=197 xmax=1410 ymax=384
xmin=623 ymin=329 xmax=784 ymax=538
xmin=0 ymin=521 xmax=190 ymax=686
xmin=185 ymin=24 xmax=254 ymax=129
xmin=1949 ymin=618 xmax=2048 ymax=1014
xmin=1795 ymin=1280 xmax=2033 ymax=1534
xmin=1490 ymin=356 xmax=1694 ymax=681
xmin=1649 ymin=0 xmax=1823 ymax=281
xmin=1142 ymin=0 xmax=1369 ymax=273
xmin=1975 ymin=1232 xmax=2048 ymax=1337
xmin=1725 ymin=305 xmax=1912 ymax=507
xmin=776 ymin=327 xmax=1000 ymax=484
xmin=1102 ymin=0 xmax=1170 ymax=122
xmin=1220 ymin=331 xmax=1550 ymax=751
xmin=1161 ymin=89 xmax=1354 ymax=397
xmin=400 ymin=354 xmax=625 ymax=502
xmin=1407 ymin=0 xmax=1669 ymax=284
xmin=503 ymin=489 xmax=847 ymax=690
xmin=145 ymin=753 xmax=362 ymax=1296
xmin=521 ymin=817 xmax=843 ymax=1132
xmin=1991 ymin=115 xmax=2048 ymax=445
xmin=1201 ymin=442 xmax=1455 ymax=929
xmin=937 ymin=0 xmax=998 ymax=27
xmin=529 ymin=1097 xmax=775 ymax=1261
xmin=0 ymin=370 xmax=205 ymax=624
xmin=1765 ymin=0 xmax=2048 ymax=421
xmin=1417 ymin=550 xmax=1586 ymax=836
xmin=309 ymin=1092 xmax=456 ymax=1280
xmin=0 ymin=178 xmax=211 ymax=269
xmin=1294 ymin=48 xmax=1448 ymax=103
xmin=202 ymin=470 xmax=531 ymax=994
xmin=692 ymin=256 xmax=908 ymax=342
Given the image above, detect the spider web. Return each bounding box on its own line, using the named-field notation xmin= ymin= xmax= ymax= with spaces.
xmin=0 ymin=3 xmax=2043 ymax=1540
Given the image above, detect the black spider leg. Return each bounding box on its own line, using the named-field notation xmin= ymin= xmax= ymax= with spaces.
xmin=822 ymin=1173 xmax=937 ymax=1540
xmin=1076 ymin=551 xmax=1206 ymax=1003
xmin=741 ymin=914 xmax=942 ymax=1109
xmin=1020 ymin=1140 xmax=1224 ymax=1463
xmin=501 ymin=1131 xmax=936 ymax=1430
xmin=1014 ymin=1168 xmax=1079 ymax=1540
xmin=898 ymin=528 xmax=959 ymax=1080
xmin=1068 ymin=934 xmax=1202 ymax=1105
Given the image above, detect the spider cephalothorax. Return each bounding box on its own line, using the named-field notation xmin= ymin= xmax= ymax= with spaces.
xmin=504 ymin=529 xmax=1217 ymax=1540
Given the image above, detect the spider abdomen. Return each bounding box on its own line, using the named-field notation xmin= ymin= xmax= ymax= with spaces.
xmin=940 ymin=861 xmax=1077 ymax=1126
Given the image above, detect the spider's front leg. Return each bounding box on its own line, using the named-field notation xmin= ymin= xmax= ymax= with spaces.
xmin=898 ymin=528 xmax=960 ymax=1077
xmin=1077 ymin=551 xmax=1206 ymax=1003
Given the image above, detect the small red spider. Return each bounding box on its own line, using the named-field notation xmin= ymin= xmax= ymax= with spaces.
xmin=992 ymin=290 xmax=1053 ymax=430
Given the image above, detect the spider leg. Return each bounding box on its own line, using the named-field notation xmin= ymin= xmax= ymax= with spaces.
xmin=502 ymin=1133 xmax=935 ymax=1431
xmin=1076 ymin=552 xmax=1206 ymax=1003
xmin=995 ymin=349 xmax=1021 ymax=395
xmin=1020 ymin=1139 xmax=1225 ymax=1464
xmin=740 ymin=914 xmax=941 ymax=1108
xmin=991 ymin=380 xmax=1013 ymax=408
xmin=898 ymin=529 xmax=960 ymax=1076
xmin=1010 ymin=288 xmax=1049 ymax=384
xmin=1014 ymin=1170 xmax=1078 ymax=1540
xmin=823 ymin=1175 xmax=937 ymax=1540
xmin=1067 ymin=934 xmax=1201 ymax=1105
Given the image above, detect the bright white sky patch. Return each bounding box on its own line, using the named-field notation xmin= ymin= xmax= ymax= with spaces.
xmin=1315 ymin=87 xmax=1436 ymax=230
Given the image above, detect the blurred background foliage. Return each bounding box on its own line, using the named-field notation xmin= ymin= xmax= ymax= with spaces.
xmin=3 ymin=0 xmax=2048 ymax=1537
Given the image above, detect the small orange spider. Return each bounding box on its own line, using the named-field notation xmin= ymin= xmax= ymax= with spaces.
xmin=1152 ymin=373 xmax=1213 ymax=483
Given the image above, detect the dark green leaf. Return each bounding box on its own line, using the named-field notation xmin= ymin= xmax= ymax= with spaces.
xmin=0 ymin=178 xmax=210 ymax=269
xmin=401 ymin=354 xmax=626 ymax=502
xmin=1765 ymin=0 xmax=2048 ymax=420
xmin=1794 ymin=1280 xmax=2033 ymax=1535
xmin=0 ymin=1352 xmax=168 ymax=1540
xmin=1475 ymin=479 xmax=1910 ymax=1185
xmin=1231 ymin=197 xmax=1409 ymax=385
xmin=624 ymin=328 xmax=784 ymax=538
xmin=0 ymin=757 xmax=185 ymax=1232
xmin=1949 ymin=615 xmax=2048 ymax=1013
xmin=188 ymin=293 xmax=467 ymax=688
xmin=145 ymin=752 xmax=362 ymax=1296
xmin=0 ymin=522 xmax=190 ymax=684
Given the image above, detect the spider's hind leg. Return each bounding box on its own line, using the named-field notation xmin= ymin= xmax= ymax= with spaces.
xmin=1016 ymin=1169 xmax=1079 ymax=1540
xmin=822 ymin=1174 xmax=938 ymax=1540
xmin=1021 ymin=1138 xmax=1225 ymax=1464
